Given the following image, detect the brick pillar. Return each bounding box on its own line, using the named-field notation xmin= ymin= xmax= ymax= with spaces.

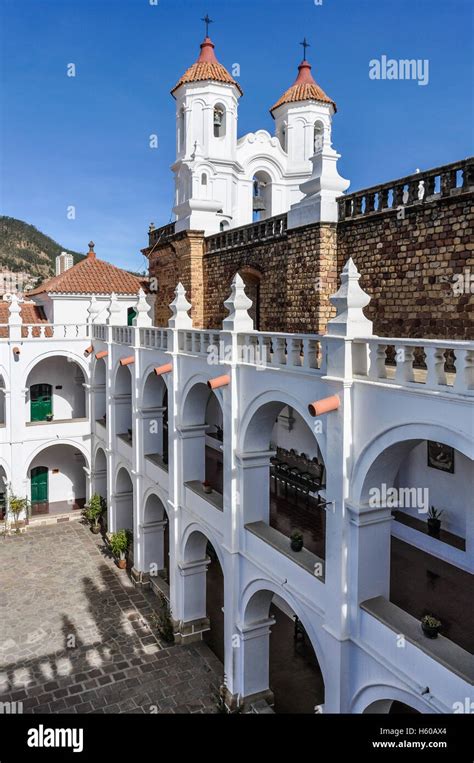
xmin=145 ymin=231 xmax=206 ymax=328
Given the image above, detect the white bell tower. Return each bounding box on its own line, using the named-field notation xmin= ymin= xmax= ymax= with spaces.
xmin=171 ymin=28 xmax=243 ymax=235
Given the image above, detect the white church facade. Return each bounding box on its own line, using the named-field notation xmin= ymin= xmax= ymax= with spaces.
xmin=171 ymin=35 xmax=348 ymax=235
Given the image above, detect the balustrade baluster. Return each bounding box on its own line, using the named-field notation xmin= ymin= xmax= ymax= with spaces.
xmin=424 ymin=345 xmax=447 ymax=388
xmin=394 ymin=344 xmax=416 ymax=383
xmin=368 ymin=342 xmax=387 ymax=380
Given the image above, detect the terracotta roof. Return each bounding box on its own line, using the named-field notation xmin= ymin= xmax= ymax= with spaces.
xmin=171 ymin=37 xmax=243 ymax=96
xmin=270 ymin=60 xmax=336 ymax=115
xmin=0 ymin=301 xmax=51 ymax=337
xmin=29 ymin=243 xmax=147 ymax=296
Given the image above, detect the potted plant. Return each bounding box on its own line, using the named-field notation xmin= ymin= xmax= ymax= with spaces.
xmin=290 ymin=530 xmax=303 ymax=552
xmin=421 ymin=614 xmax=442 ymax=639
xmin=45 ymin=413 xmax=53 ymax=422
xmin=82 ymin=493 xmax=106 ymax=534
xmin=202 ymin=480 xmax=213 ymax=494
xmin=427 ymin=506 xmax=443 ymax=537
xmin=8 ymin=495 xmax=30 ymax=534
xmin=109 ymin=528 xmax=132 ymax=569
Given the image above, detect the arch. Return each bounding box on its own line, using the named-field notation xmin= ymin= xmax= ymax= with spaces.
xmin=239 ymin=389 xmax=325 ymax=459
xmin=143 ymin=490 xmax=168 ymax=525
xmin=113 ymin=362 xmax=133 ymax=396
xmin=25 ymin=438 xmax=90 ymax=473
xmin=244 ymin=156 xmax=284 ymax=184
xmin=351 ymin=683 xmax=434 ymax=715
xmin=139 ymin=362 xmax=170 ymax=401
xmin=351 ymin=422 xmax=474 ymax=507
xmin=180 ymin=375 xmax=224 ymax=428
xmin=141 ymin=369 xmax=167 ymax=409
xmin=181 ymin=522 xmax=225 ymax=662
xmin=240 ymin=579 xmax=326 ymax=712
xmin=0 ymin=463 xmax=7 ymax=519
xmin=25 ymin=356 xmax=86 ymax=422
xmin=28 ymin=443 xmax=88 ymax=515
xmin=252 ymin=169 xmax=273 ymax=221
xmin=115 ymin=465 xmax=133 ymax=494
xmin=213 ymin=103 xmax=226 ymax=138
xmin=181 ymin=520 xmax=225 ymax=571
xmin=23 ymin=349 xmax=89 ymax=383
xmin=314 ymin=120 xmax=324 ymax=152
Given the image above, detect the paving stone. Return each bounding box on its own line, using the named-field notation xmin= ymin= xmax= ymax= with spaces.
xmin=0 ymin=523 xmax=221 ymax=714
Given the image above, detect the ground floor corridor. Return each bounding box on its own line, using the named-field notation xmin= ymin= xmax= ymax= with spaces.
xmin=0 ymin=523 xmax=221 ymax=714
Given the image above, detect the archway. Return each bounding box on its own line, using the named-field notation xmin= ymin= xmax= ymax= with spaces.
xmin=142 ymin=493 xmax=169 ymax=584
xmin=114 ymin=467 xmax=133 ymax=531
xmin=240 ymin=397 xmax=326 ymax=558
xmin=28 ymin=444 xmax=87 ymax=516
xmin=252 ymin=170 xmax=272 ymax=221
xmin=355 ymin=430 xmax=473 ymax=653
xmin=141 ymin=371 xmax=168 ymax=466
xmin=114 ymin=364 xmax=132 ymax=439
xmin=93 ymin=447 xmax=107 ymax=502
xmin=26 ymin=357 xmax=86 ymax=423
xmin=182 ymin=528 xmax=224 ymax=663
xmin=93 ymin=358 xmax=106 ymax=423
xmin=242 ymin=587 xmax=325 ymax=713
xmin=181 ymin=381 xmax=223 ymax=495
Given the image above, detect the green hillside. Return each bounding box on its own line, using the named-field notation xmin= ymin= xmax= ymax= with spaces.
xmin=0 ymin=216 xmax=85 ymax=282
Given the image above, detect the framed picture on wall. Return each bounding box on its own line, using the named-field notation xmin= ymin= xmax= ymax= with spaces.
xmin=427 ymin=441 xmax=455 ymax=473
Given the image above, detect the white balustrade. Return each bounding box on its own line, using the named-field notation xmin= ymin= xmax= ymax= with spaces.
xmin=355 ymin=338 xmax=474 ymax=395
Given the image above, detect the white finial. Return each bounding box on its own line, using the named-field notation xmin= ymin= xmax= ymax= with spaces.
xmin=326 ymin=258 xmax=373 ymax=338
xmin=106 ymin=292 xmax=122 ymax=325
xmin=168 ymin=283 xmax=192 ymax=328
xmin=133 ymin=288 xmax=152 ymax=327
xmin=6 ymin=293 xmax=22 ymax=324
xmin=87 ymin=295 xmax=102 ymax=324
xmin=222 ymin=273 xmax=254 ymax=332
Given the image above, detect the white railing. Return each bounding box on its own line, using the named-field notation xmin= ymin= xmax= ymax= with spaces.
xmin=237 ymin=332 xmax=326 ymax=372
xmin=353 ymin=338 xmax=474 ymax=395
xmin=178 ymin=329 xmax=222 ymax=357
xmin=2 ymin=324 xmax=90 ymax=339
xmin=140 ymin=327 xmax=168 ymax=350
xmin=112 ymin=326 xmax=133 ymax=344
xmin=92 ymin=324 xmax=107 ymax=340
xmin=175 ymin=329 xmax=326 ymax=373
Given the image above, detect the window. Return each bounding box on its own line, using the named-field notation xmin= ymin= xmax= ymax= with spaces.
xmin=213 ymin=105 xmax=226 ymax=138
xmin=201 ymin=173 xmax=208 ymax=186
xmin=280 ymin=122 xmax=287 ymax=151
xmin=314 ymin=121 xmax=324 ymax=153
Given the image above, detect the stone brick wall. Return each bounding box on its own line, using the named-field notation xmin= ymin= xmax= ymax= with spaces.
xmin=337 ymin=193 xmax=474 ymax=340
xmin=203 ymin=223 xmax=338 ymax=333
xmin=145 ymin=176 xmax=473 ymax=340
xmin=146 ymin=230 xmax=205 ymax=327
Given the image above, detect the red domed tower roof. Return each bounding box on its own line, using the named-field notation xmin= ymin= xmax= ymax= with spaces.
xmin=270 ymin=59 xmax=336 ymax=115
xmin=171 ymin=37 xmax=243 ymax=97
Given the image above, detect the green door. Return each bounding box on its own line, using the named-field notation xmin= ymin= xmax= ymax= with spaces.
xmin=30 ymin=384 xmax=52 ymax=421
xmin=31 ymin=466 xmax=48 ymax=513
xmin=127 ymin=307 xmax=137 ymax=326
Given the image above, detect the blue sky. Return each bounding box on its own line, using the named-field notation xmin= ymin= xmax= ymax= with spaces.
xmin=1 ymin=0 xmax=473 ymax=272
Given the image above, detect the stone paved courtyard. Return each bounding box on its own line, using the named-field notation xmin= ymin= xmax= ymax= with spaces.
xmin=0 ymin=522 xmax=222 ymax=714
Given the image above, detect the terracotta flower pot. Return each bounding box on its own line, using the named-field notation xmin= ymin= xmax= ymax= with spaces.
xmin=117 ymin=558 xmax=127 ymax=570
